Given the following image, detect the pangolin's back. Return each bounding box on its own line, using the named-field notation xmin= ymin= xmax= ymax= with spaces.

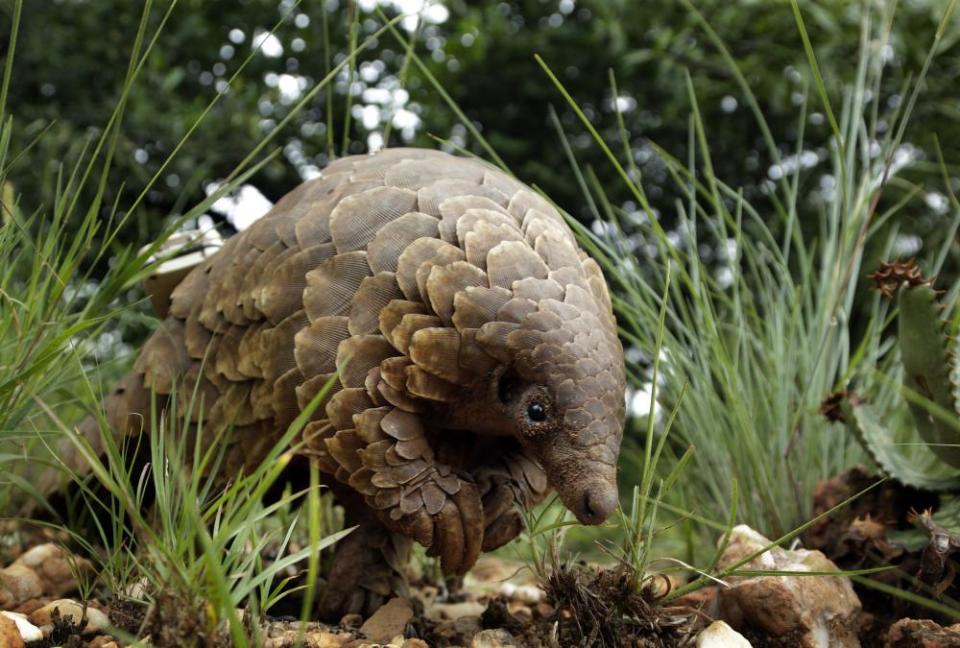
xmin=106 ymin=147 xmax=617 ymax=478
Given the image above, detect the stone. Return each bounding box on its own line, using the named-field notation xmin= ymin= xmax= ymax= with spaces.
xmin=472 ymin=629 xmax=518 ymax=647
xmin=315 ymin=631 xmax=351 ymax=648
xmin=0 ymin=565 xmax=42 ymax=608
xmin=533 ymin=602 xmax=554 ymax=619
xmin=358 ymin=597 xmax=413 ymax=644
xmin=11 ymin=598 xmax=46 ymax=616
xmin=27 ymin=599 xmax=110 ymax=634
xmin=401 ymin=639 xmax=429 ymax=648
xmin=696 ymin=620 xmax=752 ymax=647
xmin=0 ymin=613 xmax=23 ymax=648
xmin=432 ymin=616 xmax=482 ymax=645
xmin=263 ymin=630 xmax=351 ymax=648
xmin=0 ymin=612 xmax=40 ymax=643
xmin=12 ymin=543 xmax=94 ymax=597
xmin=340 ymin=613 xmax=363 ymax=628
xmin=887 ymin=618 xmax=960 ymax=647
xmin=425 ymin=599 xmax=486 ymax=621
xmin=715 ymin=525 xmax=861 ymax=648
xmin=88 ymin=636 xmax=121 ymax=648
xmin=499 ymin=582 xmax=542 ymax=604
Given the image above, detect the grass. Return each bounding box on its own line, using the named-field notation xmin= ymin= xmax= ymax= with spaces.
xmin=3 ymin=0 xmax=960 ymax=644
xmin=544 ymin=0 xmax=959 ymax=550
xmin=532 ymin=0 xmax=960 ymax=620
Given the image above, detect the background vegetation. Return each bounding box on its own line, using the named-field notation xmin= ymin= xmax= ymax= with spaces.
xmin=4 ymin=0 xmax=960 ymax=624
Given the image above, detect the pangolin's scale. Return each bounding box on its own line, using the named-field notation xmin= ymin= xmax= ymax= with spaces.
xmin=103 ymin=148 xmax=622 ymax=573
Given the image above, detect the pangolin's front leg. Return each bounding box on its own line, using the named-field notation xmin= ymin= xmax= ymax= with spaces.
xmin=317 ymin=487 xmax=412 ymax=621
xmin=474 ymin=450 xmax=549 ymax=551
xmin=303 ymin=404 xmax=484 ymax=575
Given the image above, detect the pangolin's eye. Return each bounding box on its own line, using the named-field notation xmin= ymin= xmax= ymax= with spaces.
xmin=527 ymin=402 xmax=547 ymax=422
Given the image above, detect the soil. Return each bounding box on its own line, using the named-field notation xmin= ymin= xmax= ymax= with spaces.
xmin=4 ymin=465 xmax=960 ymax=647
xmin=0 ymin=521 xmax=700 ymax=648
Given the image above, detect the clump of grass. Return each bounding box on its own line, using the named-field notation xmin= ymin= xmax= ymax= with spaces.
xmin=540 ymin=0 xmax=960 ymax=556
xmin=60 ymin=377 xmax=349 ymax=647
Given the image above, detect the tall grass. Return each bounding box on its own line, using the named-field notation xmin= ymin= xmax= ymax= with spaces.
xmin=539 ymin=1 xmax=959 ymax=554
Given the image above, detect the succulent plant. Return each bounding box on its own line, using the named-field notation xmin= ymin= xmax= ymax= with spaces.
xmin=824 ymin=260 xmax=960 ymax=492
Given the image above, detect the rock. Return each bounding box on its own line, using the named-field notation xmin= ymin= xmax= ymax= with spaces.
xmin=716 ymin=525 xmax=861 ymax=648
xmin=0 ymin=612 xmax=41 ymax=643
xmin=0 ymin=565 xmax=42 ymax=608
xmin=0 ymin=613 xmax=23 ymax=648
xmin=499 ymin=583 xmax=543 ymax=604
xmin=123 ymin=577 xmax=148 ymax=600
xmin=358 ymin=597 xmax=413 ymax=644
xmin=88 ymin=636 xmax=121 ymax=648
xmin=401 ymin=640 xmax=429 ymax=648
xmin=506 ymin=603 xmax=531 ymax=623
xmin=696 ymin=620 xmax=752 ymax=647
xmin=316 ymin=631 xmax=351 ymax=647
xmin=12 ymin=598 xmax=47 ymax=616
xmin=12 ymin=544 xmax=94 ymax=597
xmin=340 ymin=613 xmax=363 ymax=628
xmin=263 ymin=630 xmax=351 ymax=648
xmin=533 ymin=602 xmax=554 ymax=619
xmin=472 ymin=629 xmax=518 ymax=647
xmin=27 ymin=599 xmax=110 ymax=634
xmin=887 ymin=618 xmax=960 ymax=647
xmin=425 ymin=599 xmax=486 ymax=621
xmin=432 ymin=616 xmax=482 ymax=645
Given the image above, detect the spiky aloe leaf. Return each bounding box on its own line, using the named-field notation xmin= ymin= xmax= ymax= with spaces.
xmin=839 ymin=398 xmax=960 ymax=492
xmin=895 ymin=276 xmax=960 ymax=468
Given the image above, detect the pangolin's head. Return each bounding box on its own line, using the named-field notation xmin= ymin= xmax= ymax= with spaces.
xmin=470 ymin=254 xmax=627 ymax=526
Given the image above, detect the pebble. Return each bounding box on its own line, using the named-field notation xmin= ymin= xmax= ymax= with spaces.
xmin=12 ymin=544 xmax=93 ymax=597
xmin=887 ymin=618 xmax=960 ymax=647
xmin=499 ymin=583 xmax=542 ymax=604
xmin=88 ymin=636 xmax=120 ymax=648
xmin=696 ymin=620 xmax=752 ymax=647
xmin=401 ymin=640 xmax=429 ymax=648
xmin=340 ymin=613 xmax=363 ymax=627
xmin=0 ymin=612 xmax=41 ymax=643
xmin=358 ymin=597 xmax=412 ymax=644
xmin=472 ymin=629 xmax=519 ymax=647
xmin=0 ymin=613 xmax=23 ymax=648
xmin=533 ymin=602 xmax=554 ymax=619
xmin=424 ymin=600 xmax=486 ymax=621
xmin=0 ymin=566 xmax=42 ymax=608
xmin=262 ymin=630 xmax=350 ymax=647
xmin=28 ymin=599 xmax=110 ymax=635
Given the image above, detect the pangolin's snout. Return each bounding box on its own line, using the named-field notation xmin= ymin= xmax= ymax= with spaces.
xmin=569 ymin=480 xmax=619 ymax=525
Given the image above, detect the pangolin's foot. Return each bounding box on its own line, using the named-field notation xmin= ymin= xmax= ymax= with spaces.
xmin=317 ymin=519 xmax=412 ymax=621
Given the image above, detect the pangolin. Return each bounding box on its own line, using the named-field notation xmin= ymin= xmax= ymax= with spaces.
xmin=59 ymin=147 xmax=626 ymax=617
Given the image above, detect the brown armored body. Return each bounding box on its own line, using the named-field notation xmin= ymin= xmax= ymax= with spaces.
xmin=80 ymin=148 xmax=626 ymax=616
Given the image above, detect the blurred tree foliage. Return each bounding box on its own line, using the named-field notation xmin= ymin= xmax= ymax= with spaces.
xmin=2 ymin=0 xmax=959 ymax=277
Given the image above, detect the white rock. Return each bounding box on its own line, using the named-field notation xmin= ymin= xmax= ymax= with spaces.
xmin=0 ymin=612 xmax=43 ymax=643
xmin=499 ymin=583 xmax=542 ymax=604
xmin=697 ymin=620 xmax=752 ymax=647
xmin=716 ymin=525 xmax=861 ymax=648
xmin=27 ymin=599 xmax=110 ymax=634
